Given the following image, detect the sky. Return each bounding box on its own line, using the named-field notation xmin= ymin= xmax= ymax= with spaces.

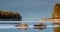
xmin=0 ymin=0 xmax=60 ymax=32
xmin=0 ymin=0 xmax=60 ymax=21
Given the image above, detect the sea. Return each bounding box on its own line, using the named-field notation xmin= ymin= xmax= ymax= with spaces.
xmin=0 ymin=21 xmax=54 ymax=32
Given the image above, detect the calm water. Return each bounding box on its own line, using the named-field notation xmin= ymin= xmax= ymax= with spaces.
xmin=0 ymin=21 xmax=54 ymax=32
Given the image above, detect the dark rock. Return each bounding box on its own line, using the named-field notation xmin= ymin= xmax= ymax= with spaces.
xmin=0 ymin=11 xmax=22 ymax=21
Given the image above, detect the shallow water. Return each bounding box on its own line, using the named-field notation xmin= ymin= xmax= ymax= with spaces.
xmin=0 ymin=22 xmax=54 ymax=32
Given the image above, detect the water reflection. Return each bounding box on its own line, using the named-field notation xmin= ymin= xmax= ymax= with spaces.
xmin=53 ymin=23 xmax=60 ymax=32
xmin=0 ymin=22 xmax=53 ymax=32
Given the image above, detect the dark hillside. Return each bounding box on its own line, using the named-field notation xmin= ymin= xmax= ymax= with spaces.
xmin=0 ymin=11 xmax=22 ymax=21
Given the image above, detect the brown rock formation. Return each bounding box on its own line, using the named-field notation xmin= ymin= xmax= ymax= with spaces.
xmin=52 ymin=3 xmax=60 ymax=18
xmin=34 ymin=23 xmax=46 ymax=30
xmin=16 ymin=24 xmax=28 ymax=30
xmin=52 ymin=3 xmax=60 ymax=32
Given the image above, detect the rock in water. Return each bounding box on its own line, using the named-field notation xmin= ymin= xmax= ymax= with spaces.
xmin=52 ymin=3 xmax=60 ymax=32
xmin=16 ymin=24 xmax=28 ymax=30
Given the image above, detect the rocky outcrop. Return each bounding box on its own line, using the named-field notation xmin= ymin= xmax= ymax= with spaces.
xmin=52 ymin=3 xmax=60 ymax=32
xmin=16 ymin=24 xmax=28 ymax=30
xmin=0 ymin=11 xmax=22 ymax=21
xmin=52 ymin=3 xmax=60 ymax=18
